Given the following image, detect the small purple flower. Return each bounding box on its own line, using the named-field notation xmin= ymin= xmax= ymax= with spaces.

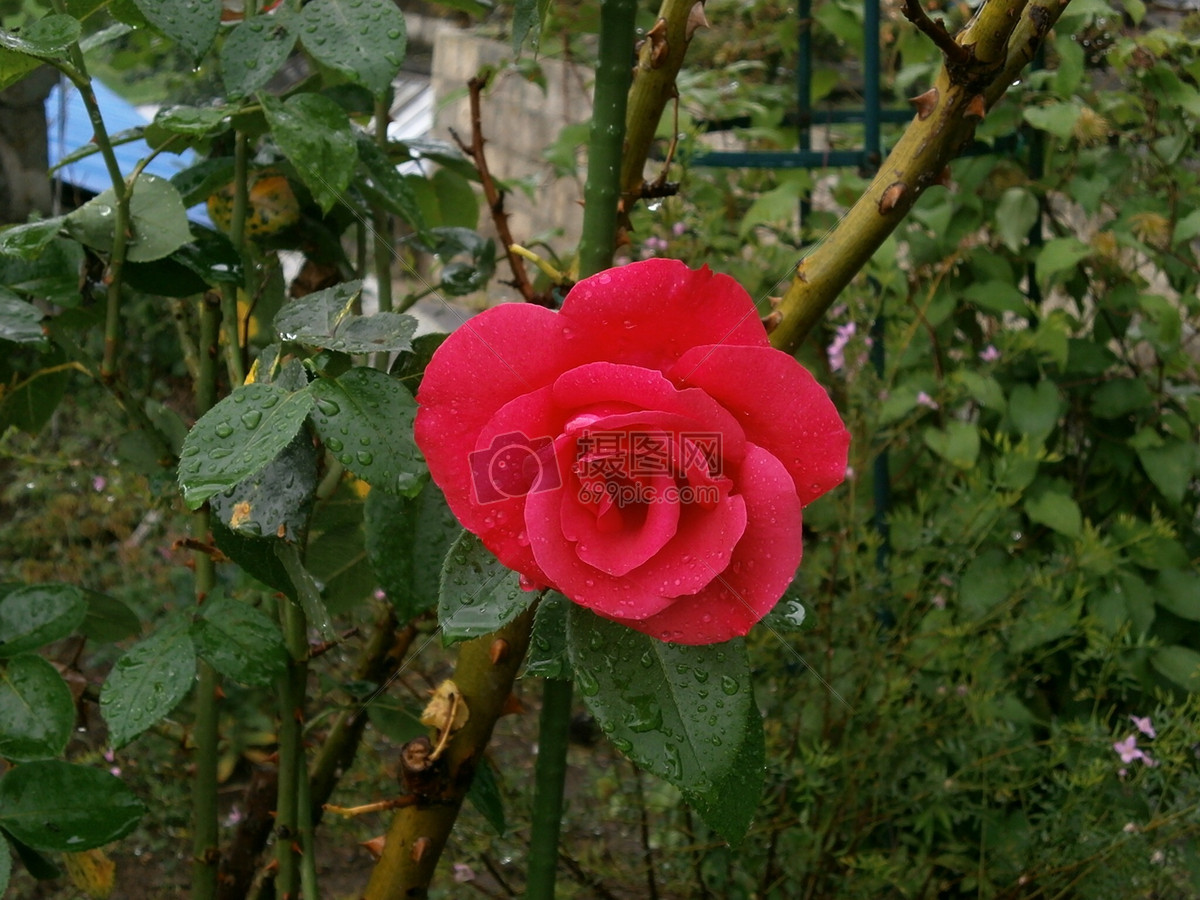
xmin=916 ymin=391 xmax=939 ymax=410
xmin=1114 ymin=734 xmax=1156 ymax=766
xmin=452 ymin=863 xmax=475 ymax=883
xmin=931 ymin=594 xmax=946 ymax=609
xmin=671 ymin=221 xmax=686 ymax=237
xmin=979 ymin=344 xmax=1000 ymax=362
xmin=827 ymin=322 xmax=857 ymax=372
xmin=92 ymin=475 xmax=107 ymax=492
xmin=1130 ymin=715 xmax=1156 ymax=739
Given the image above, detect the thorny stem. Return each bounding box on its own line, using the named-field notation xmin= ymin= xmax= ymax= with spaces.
xmin=273 ymin=587 xmax=311 ymax=899
xmin=577 ymin=0 xmax=637 ymax=277
xmin=191 ymin=294 xmax=223 ymax=900
xmin=770 ymin=0 xmax=1070 ymax=352
xmin=373 ymin=94 xmax=395 ymax=368
xmin=218 ymin=132 xmax=251 ymax=386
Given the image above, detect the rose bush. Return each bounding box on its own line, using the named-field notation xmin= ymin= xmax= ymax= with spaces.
xmin=415 ymin=259 xmax=849 ymax=644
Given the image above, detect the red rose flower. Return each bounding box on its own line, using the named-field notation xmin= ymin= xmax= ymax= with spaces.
xmin=415 ymin=259 xmax=849 ymax=644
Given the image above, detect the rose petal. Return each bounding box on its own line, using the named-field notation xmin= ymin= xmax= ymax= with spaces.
xmin=607 ymin=444 xmax=803 ymax=644
xmin=671 ymin=344 xmax=850 ymax=505
xmin=526 ymin=437 xmax=749 ymax=620
xmin=561 ymin=468 xmax=682 ymax=576
xmin=415 ymin=303 xmax=587 ymax=538
xmin=560 ymin=260 xmax=770 ymax=373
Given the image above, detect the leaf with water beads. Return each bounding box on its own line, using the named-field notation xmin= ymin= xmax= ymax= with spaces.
xmin=177 ymin=382 xmax=315 ymax=510
xmin=308 ymin=367 xmax=426 ymax=496
xmin=130 ymin=0 xmax=220 ymax=59
xmin=100 ymin=618 xmax=196 ymax=749
xmin=566 ymin=607 xmax=763 ymax=845
xmin=274 ymin=281 xmax=417 ymax=354
xmin=296 ymin=0 xmax=407 ymax=96
xmin=438 ymin=531 xmax=533 ymax=645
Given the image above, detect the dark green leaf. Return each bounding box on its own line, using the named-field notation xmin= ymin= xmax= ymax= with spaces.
xmin=0 ymin=217 xmax=66 ymax=260
xmin=209 ymin=429 xmax=318 ymax=541
xmin=524 ymin=591 xmax=570 ymax=679
xmin=177 ymin=381 xmax=315 ymax=510
xmin=274 ymin=543 xmax=335 ymax=641
xmin=65 ymin=174 xmax=192 ymax=263
xmin=0 ymin=291 xmax=44 ymax=345
xmin=390 ymin=332 xmax=448 ymax=396
xmin=355 ymin=135 xmax=429 ymax=234
xmin=1024 ymin=490 xmax=1082 ymax=538
xmin=1008 ymin=381 xmax=1061 ymax=445
xmin=212 ymin=520 xmax=296 ymax=598
xmin=0 ymin=238 xmax=83 ymax=307
xmin=0 ymin=656 xmax=74 ymax=761
xmin=130 ymin=0 xmax=220 ymax=58
xmin=365 ymin=480 xmax=458 ymax=622
xmin=567 ymin=608 xmax=762 ymax=845
xmin=191 ymin=596 xmax=289 ymax=687
xmin=0 ymin=14 xmax=80 ymax=57
xmin=958 ymin=550 xmax=1018 ymax=621
xmin=275 ymin=281 xmax=417 ymax=353
xmin=260 ymin=93 xmax=357 ymax=214
xmin=144 ymin=105 xmax=232 ymax=149
xmin=309 ymin=367 xmax=426 ymax=494
xmin=0 ymin=834 xmax=9 ymax=895
xmin=466 ymin=756 xmax=505 ymax=836
xmin=1136 ymin=440 xmax=1195 ymax=506
xmin=305 ymin=478 xmax=374 ymax=614
xmin=0 ymin=583 xmax=87 ymax=658
xmin=1151 ymin=645 xmax=1200 ymax=692
xmin=0 ymin=760 xmax=145 ymax=851
xmin=170 ymin=157 xmax=235 ymax=208
xmin=296 ymin=0 xmax=407 ymax=95
xmin=221 ymin=15 xmax=296 ymax=99
xmin=100 ymin=620 xmax=196 ymax=748
xmin=0 ymin=346 xmax=69 ymax=435
xmin=79 ymin=591 xmax=141 ymax=644
xmin=1154 ymin=569 xmax=1200 ymax=622
xmin=6 ymin=833 xmax=59 ymax=879
xmin=512 ymin=0 xmax=552 ymax=55
xmin=1091 ymin=378 xmax=1153 ymax=419
xmin=365 ymin=697 xmax=425 ymax=743
xmin=438 ymin=531 xmax=532 ymax=644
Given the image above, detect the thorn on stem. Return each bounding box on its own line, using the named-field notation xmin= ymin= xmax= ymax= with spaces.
xmin=411 ymin=836 xmax=432 ymax=863
xmin=878 ymin=181 xmax=908 ymax=214
xmin=489 ymin=638 xmax=509 ymax=665
xmin=908 ymin=87 xmax=939 ymax=120
xmin=686 ymin=2 xmax=710 ymax=41
xmin=965 ymin=94 xmax=987 ymax=119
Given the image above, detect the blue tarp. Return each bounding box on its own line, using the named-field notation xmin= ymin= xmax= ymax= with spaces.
xmin=45 ymin=77 xmax=211 ymax=224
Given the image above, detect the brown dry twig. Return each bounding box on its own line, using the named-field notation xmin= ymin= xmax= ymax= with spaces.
xmin=450 ymin=73 xmax=555 ymax=307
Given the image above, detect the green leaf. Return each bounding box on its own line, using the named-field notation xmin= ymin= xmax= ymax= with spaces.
xmin=438 ymin=531 xmax=533 ymax=644
xmin=567 ymin=608 xmax=763 ymax=845
xmin=276 ymin=287 xmax=418 ymax=355
xmin=100 ymin=619 xmax=195 ymax=748
xmin=0 ymin=760 xmax=145 ymax=851
xmin=355 ymin=135 xmax=429 ymax=234
xmin=0 ymin=49 xmax=41 ymax=92
xmin=524 ymin=591 xmax=570 ymax=679
xmin=0 ymin=584 xmax=87 ymax=658
xmin=1024 ymin=490 xmax=1082 ymax=538
xmin=1008 ymin=381 xmax=1061 ymax=445
xmin=144 ymin=104 xmax=232 ymax=148
xmin=0 ymin=655 xmax=75 ymax=761
xmin=177 ymin=381 xmax=315 ymax=510
xmin=191 ymin=596 xmax=289 ymax=687
xmin=0 ymin=292 xmax=45 ymax=344
xmin=0 ymin=217 xmax=67 ymax=260
xmin=364 ymin=481 xmax=459 ymax=622
xmin=220 ymin=16 xmax=296 ymax=99
xmin=209 ymin=429 xmax=318 ymax=541
xmin=274 ymin=543 xmax=335 ymax=641
xmin=260 ymin=93 xmax=357 ymax=214
xmin=79 ymin=591 xmax=141 ymax=644
xmin=1035 ymin=236 xmax=1090 ymax=288
xmin=1154 ymin=569 xmax=1200 ymax=622
xmin=994 ymin=187 xmax=1039 ymax=253
xmin=739 ymin=173 xmax=812 ymax=239
xmin=309 ymin=367 xmax=426 ymax=494
xmin=1151 ymin=645 xmax=1200 ymax=692
xmin=0 ymin=14 xmax=81 ymax=58
xmin=1091 ymin=378 xmax=1153 ymax=419
xmin=958 ymin=550 xmax=1018 ymax=621
xmin=0 ymin=238 xmax=84 ymax=307
xmin=65 ymin=174 xmax=192 ymax=263
xmin=6 ymin=833 xmax=59 ymax=879
xmin=130 ymin=0 xmax=220 ymax=58
xmin=512 ymin=0 xmax=551 ymax=54
xmin=0 ymin=835 xmax=9 ymax=896
xmin=923 ymin=422 xmax=980 ymax=469
xmin=1136 ymin=440 xmax=1195 ymax=506
xmin=211 ymin=520 xmax=296 ymax=599
xmin=465 ymin=756 xmax=506 ymax=836
xmin=296 ymin=0 xmax=407 ymax=95
xmin=1023 ymin=101 xmax=1081 ymax=141
xmin=1053 ymin=32 xmax=1085 ymax=95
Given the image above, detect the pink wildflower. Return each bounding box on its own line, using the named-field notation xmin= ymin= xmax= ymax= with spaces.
xmin=916 ymin=391 xmax=939 ymax=410
xmin=979 ymin=345 xmax=1000 ymax=362
xmin=1130 ymin=715 xmax=1156 ymax=738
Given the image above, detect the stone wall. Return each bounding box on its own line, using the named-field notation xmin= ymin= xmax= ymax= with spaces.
xmin=431 ymin=29 xmax=591 ymax=296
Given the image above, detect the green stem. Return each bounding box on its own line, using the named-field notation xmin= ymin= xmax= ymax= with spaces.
xmin=274 ymin=591 xmax=310 ymax=899
xmin=526 ymin=678 xmax=574 ymax=899
xmin=577 ymin=0 xmax=638 ymax=278
xmin=191 ymin=295 xmax=223 ymax=900
xmin=372 ymin=94 xmax=394 ymax=368
xmin=219 ymin=132 xmax=251 ymax=386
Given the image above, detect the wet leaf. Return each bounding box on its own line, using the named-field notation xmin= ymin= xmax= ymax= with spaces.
xmin=0 ymin=655 xmax=75 ymax=761
xmin=365 ymin=480 xmax=458 ymax=622
xmin=209 ymin=429 xmax=318 ymax=541
xmin=308 ymin=367 xmax=425 ymax=495
xmin=275 ymin=281 xmax=417 ymax=354
xmin=566 ymin=607 xmax=762 ymax=846
xmin=221 ymin=15 xmax=296 ymax=99
xmin=177 ymin=381 xmax=314 ymax=510
xmin=0 ymin=760 xmax=145 ymax=851
xmin=100 ymin=619 xmax=196 ymax=748
xmin=0 ymin=583 xmax=87 ymax=658
xmin=65 ymin=174 xmax=192 ymax=263
xmin=260 ymin=93 xmax=356 ymax=214
xmin=524 ymin=591 xmax=570 ymax=679
xmin=296 ymin=0 xmax=407 ymax=95
xmin=191 ymin=596 xmax=288 ymax=687
xmin=0 ymin=14 xmax=80 ymax=58
xmin=0 ymin=218 xmax=67 ymax=261
xmin=0 ymin=291 xmax=44 ymax=345
xmin=130 ymin=0 xmax=220 ymax=58
xmin=466 ymin=757 xmax=506 ymax=836
xmin=79 ymin=591 xmax=141 ymax=644
xmin=438 ymin=531 xmax=532 ymax=644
